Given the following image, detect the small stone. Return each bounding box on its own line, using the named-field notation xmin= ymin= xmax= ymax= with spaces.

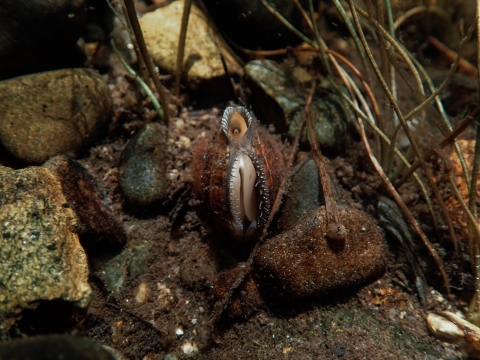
xmin=179 ymin=248 xmax=217 ymax=290
xmin=180 ymin=340 xmax=198 ymax=357
xmin=177 ymin=135 xmax=191 ymax=149
xmin=119 ymin=123 xmax=168 ymax=207
xmin=140 ymin=1 xmax=242 ymax=90
xmin=0 ymin=166 xmax=91 ymax=323
xmin=175 ymin=327 xmax=184 ymax=336
xmin=426 ymin=313 xmax=464 ymax=343
xmin=255 ymin=206 xmax=386 ymax=299
xmin=134 ymin=282 xmax=151 ymax=304
xmin=104 ymin=243 xmax=154 ymax=294
xmin=44 ymin=155 xmax=127 ymax=255
xmin=0 ymin=68 xmax=112 ymax=164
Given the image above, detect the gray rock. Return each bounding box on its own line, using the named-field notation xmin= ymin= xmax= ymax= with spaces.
xmin=245 ymin=60 xmax=352 ymax=151
xmin=0 ymin=166 xmax=91 ymax=324
xmin=44 ymin=155 xmax=127 ymax=255
xmin=277 ymin=159 xmax=324 ymax=231
xmin=0 ymin=0 xmax=86 ymax=80
xmin=119 ymin=123 xmax=168 ymax=207
xmin=0 ymin=68 xmax=112 ymax=164
xmin=140 ymin=1 xmax=243 ymax=90
xmin=255 ymin=206 xmax=385 ymax=300
xmin=104 ymin=243 xmax=154 ymax=294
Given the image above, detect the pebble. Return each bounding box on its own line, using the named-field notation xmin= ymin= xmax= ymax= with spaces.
xmin=0 ymin=166 xmax=91 ymax=325
xmin=139 ymin=1 xmax=242 ymax=90
xmin=0 ymin=68 xmax=112 ymax=164
xmin=44 ymin=155 xmax=127 ymax=255
xmin=104 ymin=243 xmax=154 ymax=294
xmin=255 ymin=206 xmax=386 ymax=299
xmin=118 ymin=123 xmax=168 ymax=207
xmin=134 ymin=282 xmax=151 ymax=304
xmin=180 ymin=341 xmax=198 ymax=357
xmin=0 ymin=0 xmax=86 ymax=80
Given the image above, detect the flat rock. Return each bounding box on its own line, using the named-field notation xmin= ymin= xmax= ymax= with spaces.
xmin=0 ymin=68 xmax=112 ymax=164
xmin=140 ymin=1 xmax=243 ymax=89
xmin=0 ymin=0 xmax=86 ymax=80
xmin=44 ymin=155 xmax=127 ymax=255
xmin=0 ymin=166 xmax=91 ymax=321
xmin=255 ymin=206 xmax=385 ymax=299
xmin=118 ymin=123 xmax=168 ymax=207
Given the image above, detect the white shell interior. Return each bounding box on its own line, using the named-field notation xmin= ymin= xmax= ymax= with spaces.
xmin=230 ymin=152 xmax=258 ymax=235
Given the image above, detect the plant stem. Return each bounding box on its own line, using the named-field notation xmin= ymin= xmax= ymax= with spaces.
xmin=174 ymin=0 xmax=193 ymax=97
xmin=123 ymin=0 xmax=169 ymax=125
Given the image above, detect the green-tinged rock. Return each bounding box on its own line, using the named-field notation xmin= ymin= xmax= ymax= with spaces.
xmin=140 ymin=0 xmax=242 ymax=89
xmin=119 ymin=123 xmax=168 ymax=207
xmin=104 ymin=243 xmax=154 ymax=294
xmin=255 ymin=206 xmax=385 ymax=299
xmin=0 ymin=166 xmax=91 ymax=320
xmin=245 ymin=60 xmax=351 ymax=151
xmin=0 ymin=68 xmax=112 ymax=164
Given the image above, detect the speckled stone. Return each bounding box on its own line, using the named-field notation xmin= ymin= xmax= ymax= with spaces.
xmin=140 ymin=1 xmax=242 ymax=90
xmin=255 ymin=206 xmax=385 ymax=299
xmin=118 ymin=123 xmax=168 ymax=207
xmin=0 ymin=68 xmax=112 ymax=164
xmin=44 ymin=155 xmax=127 ymax=255
xmin=0 ymin=166 xmax=91 ymax=320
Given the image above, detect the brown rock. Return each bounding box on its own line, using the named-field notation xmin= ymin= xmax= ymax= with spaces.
xmin=0 ymin=68 xmax=112 ymax=164
xmin=44 ymin=155 xmax=127 ymax=255
xmin=254 ymin=206 xmax=386 ymax=299
xmin=140 ymin=1 xmax=243 ymax=90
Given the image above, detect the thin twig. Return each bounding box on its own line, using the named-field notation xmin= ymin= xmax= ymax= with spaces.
xmin=428 ymin=36 xmax=478 ymax=79
xmin=123 ymin=0 xmax=169 ymax=125
xmin=111 ymin=40 xmax=163 ymax=119
xmin=174 ymin=0 xmax=193 ymax=97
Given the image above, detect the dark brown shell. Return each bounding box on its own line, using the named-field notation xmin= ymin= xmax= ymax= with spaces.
xmin=192 ymin=114 xmax=284 ymax=241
